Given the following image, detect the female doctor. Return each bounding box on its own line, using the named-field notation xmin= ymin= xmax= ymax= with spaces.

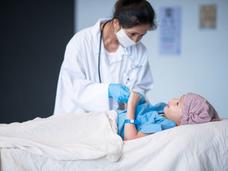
xmin=54 ymin=0 xmax=157 ymax=114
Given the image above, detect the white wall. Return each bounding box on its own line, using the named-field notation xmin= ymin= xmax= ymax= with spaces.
xmin=75 ymin=0 xmax=228 ymax=117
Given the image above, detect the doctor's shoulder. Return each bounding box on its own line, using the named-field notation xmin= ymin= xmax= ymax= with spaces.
xmin=66 ymin=25 xmax=96 ymax=49
xmin=62 ymin=27 xmax=95 ymax=64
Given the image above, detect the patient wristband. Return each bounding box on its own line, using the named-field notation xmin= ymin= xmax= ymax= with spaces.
xmin=125 ymin=119 xmax=136 ymax=125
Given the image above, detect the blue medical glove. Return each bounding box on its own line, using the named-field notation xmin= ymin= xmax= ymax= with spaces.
xmin=108 ymin=83 xmax=130 ymax=103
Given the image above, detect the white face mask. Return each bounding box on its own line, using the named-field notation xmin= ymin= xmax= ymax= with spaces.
xmin=115 ymin=28 xmax=137 ymax=48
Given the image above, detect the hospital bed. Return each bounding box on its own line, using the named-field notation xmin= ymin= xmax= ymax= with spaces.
xmin=0 ymin=111 xmax=228 ymax=171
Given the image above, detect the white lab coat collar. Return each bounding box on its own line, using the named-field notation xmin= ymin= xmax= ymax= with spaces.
xmin=91 ymin=18 xmax=109 ymax=55
xmin=92 ymin=18 xmax=132 ymax=61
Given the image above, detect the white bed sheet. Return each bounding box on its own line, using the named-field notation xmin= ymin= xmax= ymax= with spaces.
xmin=0 ymin=111 xmax=122 ymax=162
xmin=1 ymin=119 xmax=228 ymax=171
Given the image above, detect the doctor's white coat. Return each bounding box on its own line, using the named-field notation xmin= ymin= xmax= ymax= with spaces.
xmin=54 ymin=19 xmax=153 ymax=114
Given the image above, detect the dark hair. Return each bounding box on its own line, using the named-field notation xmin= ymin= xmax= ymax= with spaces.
xmin=113 ymin=0 xmax=157 ymax=30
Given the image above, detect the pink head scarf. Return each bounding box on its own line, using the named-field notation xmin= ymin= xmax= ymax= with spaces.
xmin=180 ymin=93 xmax=220 ymax=125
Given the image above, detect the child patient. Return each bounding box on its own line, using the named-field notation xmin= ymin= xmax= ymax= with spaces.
xmin=117 ymin=92 xmax=220 ymax=140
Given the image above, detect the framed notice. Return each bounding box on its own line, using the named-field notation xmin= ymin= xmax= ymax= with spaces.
xmin=199 ymin=4 xmax=217 ymax=29
xmin=159 ymin=6 xmax=181 ymax=56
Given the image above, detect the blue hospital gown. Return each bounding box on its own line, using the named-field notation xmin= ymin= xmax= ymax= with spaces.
xmin=117 ymin=102 xmax=176 ymax=139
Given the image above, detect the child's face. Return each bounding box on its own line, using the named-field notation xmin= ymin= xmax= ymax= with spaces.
xmin=164 ymin=95 xmax=185 ymax=125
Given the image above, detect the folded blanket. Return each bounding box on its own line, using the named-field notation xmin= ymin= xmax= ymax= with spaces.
xmin=0 ymin=111 xmax=123 ymax=162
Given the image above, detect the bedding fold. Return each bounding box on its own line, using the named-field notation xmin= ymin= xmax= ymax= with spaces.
xmin=0 ymin=111 xmax=123 ymax=162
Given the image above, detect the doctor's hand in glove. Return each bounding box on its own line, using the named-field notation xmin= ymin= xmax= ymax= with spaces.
xmin=108 ymin=83 xmax=130 ymax=103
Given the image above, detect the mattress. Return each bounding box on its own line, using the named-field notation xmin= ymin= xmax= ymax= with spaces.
xmin=1 ymin=118 xmax=228 ymax=171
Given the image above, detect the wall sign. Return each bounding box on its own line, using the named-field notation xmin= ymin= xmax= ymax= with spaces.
xmin=159 ymin=6 xmax=181 ymax=56
xmin=199 ymin=4 xmax=217 ymax=29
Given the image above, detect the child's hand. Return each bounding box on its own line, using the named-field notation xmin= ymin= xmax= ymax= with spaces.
xmin=128 ymin=91 xmax=145 ymax=105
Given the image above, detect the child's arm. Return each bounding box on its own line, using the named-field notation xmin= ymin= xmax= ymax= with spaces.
xmin=124 ymin=91 xmax=146 ymax=140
